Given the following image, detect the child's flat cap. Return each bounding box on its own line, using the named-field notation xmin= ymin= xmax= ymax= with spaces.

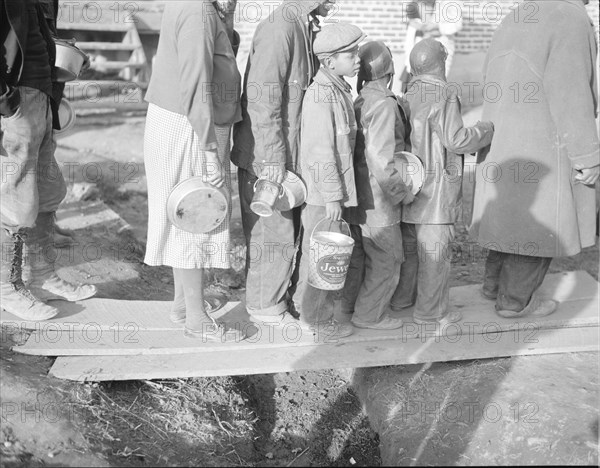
xmin=314 ymin=23 xmax=366 ymax=57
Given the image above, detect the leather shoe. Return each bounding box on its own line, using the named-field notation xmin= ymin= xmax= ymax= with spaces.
xmin=352 ymin=315 xmax=404 ymax=330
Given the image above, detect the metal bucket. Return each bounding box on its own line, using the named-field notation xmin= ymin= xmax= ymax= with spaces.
xmin=308 ymin=219 xmax=355 ymax=291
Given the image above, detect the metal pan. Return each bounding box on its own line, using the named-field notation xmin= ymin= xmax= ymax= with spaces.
xmin=394 ymin=151 xmax=425 ymax=195
xmin=166 ymin=177 xmax=229 ymax=234
xmin=54 ymin=40 xmax=88 ymax=82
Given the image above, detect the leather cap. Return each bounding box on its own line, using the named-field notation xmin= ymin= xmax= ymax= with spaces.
xmin=409 ymin=38 xmax=447 ymax=76
xmin=358 ymin=40 xmax=395 ymax=81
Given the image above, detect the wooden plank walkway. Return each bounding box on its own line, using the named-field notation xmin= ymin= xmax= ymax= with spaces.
xmin=11 ymin=294 xmax=599 ymax=356
xmin=3 ymin=270 xmax=596 ymax=332
xmin=48 ymin=327 xmax=598 ymax=381
xmin=6 ymin=271 xmax=598 ymax=380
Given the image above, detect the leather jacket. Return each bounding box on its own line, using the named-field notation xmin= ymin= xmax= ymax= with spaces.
xmin=402 ymin=75 xmax=494 ymax=224
xmin=345 ymin=81 xmax=413 ymax=227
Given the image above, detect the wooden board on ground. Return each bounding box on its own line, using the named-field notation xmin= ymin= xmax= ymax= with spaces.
xmin=12 ymin=295 xmax=599 ymax=356
xmin=0 ymin=298 xmax=237 ymax=331
xmin=3 ymin=270 xmax=596 ymax=332
xmin=11 ymin=272 xmax=599 ymax=358
xmin=49 ymin=326 xmax=599 ymax=381
xmin=0 ymin=270 xmax=599 ymax=333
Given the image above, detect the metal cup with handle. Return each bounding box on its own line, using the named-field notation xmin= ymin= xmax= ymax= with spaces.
xmin=250 ymin=178 xmax=284 ymax=217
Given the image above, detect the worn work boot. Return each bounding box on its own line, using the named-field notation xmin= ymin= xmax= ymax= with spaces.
xmin=0 ymin=228 xmax=58 ymax=321
xmin=23 ymin=212 xmax=97 ymax=302
xmin=497 ymin=294 xmax=557 ymax=319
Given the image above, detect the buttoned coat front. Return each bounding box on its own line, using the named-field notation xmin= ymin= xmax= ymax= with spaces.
xmin=300 ymin=68 xmax=358 ymax=207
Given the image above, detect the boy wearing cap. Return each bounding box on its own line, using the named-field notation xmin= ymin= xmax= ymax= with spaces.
xmin=293 ymin=22 xmax=365 ymax=339
xmin=343 ymin=41 xmax=415 ymax=330
xmin=390 ymin=38 xmax=494 ymax=326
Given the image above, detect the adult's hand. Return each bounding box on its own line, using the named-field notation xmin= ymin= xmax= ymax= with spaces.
xmin=259 ymin=162 xmax=286 ymax=185
xmin=204 ymin=150 xmax=226 ymax=188
xmin=575 ymin=165 xmax=600 ymax=186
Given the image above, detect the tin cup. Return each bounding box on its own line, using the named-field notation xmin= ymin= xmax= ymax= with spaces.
xmin=250 ymin=178 xmax=284 ymax=217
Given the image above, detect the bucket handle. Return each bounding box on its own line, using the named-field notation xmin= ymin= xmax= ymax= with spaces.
xmin=311 ymin=217 xmax=351 ymax=241
xmin=253 ymin=178 xmax=285 ymax=198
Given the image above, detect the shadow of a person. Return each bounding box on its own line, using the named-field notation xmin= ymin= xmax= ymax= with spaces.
xmin=292 ymin=157 xmax=597 ymax=466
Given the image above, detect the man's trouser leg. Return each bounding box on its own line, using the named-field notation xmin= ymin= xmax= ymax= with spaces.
xmin=1 ymin=87 xmax=63 ymax=230
xmin=391 ymin=223 xmax=418 ymax=310
xmin=239 ymin=168 xmax=298 ymax=317
xmin=413 ymin=224 xmax=455 ymax=322
xmin=0 ymin=87 xmax=62 ymax=320
xmin=496 ymin=252 xmax=552 ymax=312
xmin=482 ymin=249 xmax=504 ymax=299
xmin=352 ymin=224 xmax=403 ymax=324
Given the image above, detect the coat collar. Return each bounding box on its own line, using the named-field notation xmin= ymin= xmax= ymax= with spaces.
xmin=409 ymin=74 xmax=447 ymax=88
xmin=315 ymin=67 xmax=352 ymax=93
xmin=288 ymin=0 xmax=323 ymax=16
xmin=359 ymin=80 xmax=396 ymax=98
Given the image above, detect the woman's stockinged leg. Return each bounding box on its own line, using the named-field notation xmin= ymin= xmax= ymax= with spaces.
xmin=170 ymin=268 xmax=187 ymax=324
xmin=177 ymin=267 xmax=247 ymax=342
xmin=176 ymin=268 xmax=212 ymax=333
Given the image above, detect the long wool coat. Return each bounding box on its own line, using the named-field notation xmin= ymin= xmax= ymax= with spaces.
xmin=469 ymin=0 xmax=599 ymax=258
xmin=231 ymin=0 xmax=320 ymax=175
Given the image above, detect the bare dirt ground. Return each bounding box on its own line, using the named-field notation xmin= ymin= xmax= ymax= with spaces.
xmin=2 ymin=92 xmax=599 ymax=466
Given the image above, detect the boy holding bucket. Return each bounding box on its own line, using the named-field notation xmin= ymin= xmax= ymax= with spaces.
xmin=390 ymin=39 xmax=494 ymax=326
xmin=293 ymin=23 xmax=366 ymax=340
xmin=343 ymin=41 xmax=415 ymax=330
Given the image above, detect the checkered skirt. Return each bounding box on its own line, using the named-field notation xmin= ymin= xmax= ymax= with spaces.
xmin=143 ymin=104 xmax=232 ymax=269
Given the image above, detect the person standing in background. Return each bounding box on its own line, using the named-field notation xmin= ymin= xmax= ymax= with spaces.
xmin=400 ymin=0 xmax=463 ymax=92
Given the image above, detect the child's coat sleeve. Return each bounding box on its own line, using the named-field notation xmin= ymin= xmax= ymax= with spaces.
xmin=434 ymin=89 xmax=494 ymax=155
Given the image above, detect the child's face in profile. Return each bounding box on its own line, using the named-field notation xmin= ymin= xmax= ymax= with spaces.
xmin=327 ymin=47 xmax=361 ymax=78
